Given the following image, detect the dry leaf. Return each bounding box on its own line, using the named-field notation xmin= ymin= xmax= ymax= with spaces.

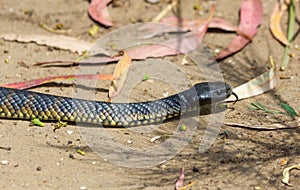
xmin=216 ymin=0 xmax=263 ymax=59
xmin=208 ymin=17 xmax=237 ymax=32
xmin=108 ymin=51 xmax=132 ymax=98
xmin=223 ymin=122 xmax=299 ymax=130
xmin=282 ymin=164 xmax=300 ymax=186
xmin=161 ymin=6 xmax=215 ymax=40
xmin=226 ymin=58 xmax=276 ymax=101
xmin=1 ymin=74 xmax=114 ymax=90
xmin=0 ymin=33 xmax=93 ymax=54
xmin=270 ymin=1 xmax=289 ymax=45
xmin=126 ymin=32 xmax=200 ymax=59
xmin=88 ymin=0 xmax=113 ymax=27
xmin=175 ymin=167 xmax=185 ymax=190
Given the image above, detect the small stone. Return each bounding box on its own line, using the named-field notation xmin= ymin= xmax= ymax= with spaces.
xmin=1 ymin=160 xmax=9 ymax=165
xmin=192 ymin=167 xmax=199 ymax=172
xmin=127 ymin=140 xmax=133 ymax=144
xmin=36 ymin=166 xmax=42 ymax=171
xmin=80 ymin=186 xmax=87 ymax=190
xmin=69 ymin=154 xmax=75 ymax=159
xmin=163 ymin=92 xmax=169 ymax=97
xmin=66 ymin=130 xmax=73 ymax=135
xmin=53 ymin=135 xmax=59 ymax=139
xmin=214 ymin=49 xmax=220 ymax=53
xmin=145 ymin=0 xmax=160 ymax=4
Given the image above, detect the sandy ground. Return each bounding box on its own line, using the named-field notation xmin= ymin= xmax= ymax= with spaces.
xmin=0 ymin=0 xmax=300 ymax=189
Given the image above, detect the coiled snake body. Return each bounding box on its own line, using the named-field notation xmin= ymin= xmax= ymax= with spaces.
xmin=0 ymin=82 xmax=233 ymax=127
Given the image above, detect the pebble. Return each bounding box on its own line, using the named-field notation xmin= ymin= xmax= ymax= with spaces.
xmin=192 ymin=166 xmax=199 ymax=172
xmin=214 ymin=49 xmax=220 ymax=53
xmin=36 ymin=166 xmax=42 ymax=171
xmin=66 ymin=130 xmax=73 ymax=135
xmin=53 ymin=135 xmax=59 ymax=139
xmin=127 ymin=140 xmax=133 ymax=144
xmin=1 ymin=160 xmax=9 ymax=165
xmin=69 ymin=154 xmax=75 ymax=159
xmin=145 ymin=0 xmax=160 ymax=4
xmin=80 ymin=186 xmax=87 ymax=190
xmin=163 ymin=92 xmax=169 ymax=97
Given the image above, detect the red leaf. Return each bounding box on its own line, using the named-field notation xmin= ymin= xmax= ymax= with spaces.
xmin=126 ymin=33 xmax=200 ymax=59
xmin=161 ymin=16 xmax=208 ymax=40
xmin=161 ymin=6 xmax=215 ymax=41
xmin=88 ymin=0 xmax=113 ymax=27
xmin=1 ymin=74 xmax=114 ymax=90
xmin=209 ymin=17 xmax=237 ymax=32
xmin=175 ymin=167 xmax=185 ymax=190
xmin=216 ymin=0 xmax=263 ymax=59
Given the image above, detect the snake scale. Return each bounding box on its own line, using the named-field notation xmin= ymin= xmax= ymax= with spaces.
xmin=0 ymin=82 xmax=234 ymax=127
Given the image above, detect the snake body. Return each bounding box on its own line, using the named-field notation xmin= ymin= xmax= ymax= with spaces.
xmin=0 ymin=82 xmax=232 ymax=127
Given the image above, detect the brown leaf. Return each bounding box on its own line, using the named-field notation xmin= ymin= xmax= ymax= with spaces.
xmin=0 ymin=33 xmax=93 ymax=54
xmin=282 ymin=164 xmax=300 ymax=186
xmin=270 ymin=1 xmax=289 ymax=45
xmin=108 ymin=51 xmax=132 ymax=98
xmin=223 ymin=122 xmax=299 ymax=131
xmin=226 ymin=61 xmax=276 ymax=102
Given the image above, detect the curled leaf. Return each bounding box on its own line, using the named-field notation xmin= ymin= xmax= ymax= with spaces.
xmin=270 ymin=1 xmax=289 ymax=45
xmin=161 ymin=6 xmax=215 ymax=40
xmin=108 ymin=51 xmax=132 ymax=99
xmin=282 ymin=164 xmax=300 ymax=186
xmin=175 ymin=167 xmax=185 ymax=190
xmin=209 ymin=17 xmax=237 ymax=32
xmin=226 ymin=57 xmax=276 ymax=101
xmin=126 ymin=32 xmax=200 ymax=59
xmin=216 ymin=0 xmax=263 ymax=59
xmin=88 ymin=0 xmax=113 ymax=27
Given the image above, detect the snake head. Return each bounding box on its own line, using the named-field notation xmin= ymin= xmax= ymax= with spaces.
xmin=194 ymin=82 xmax=233 ymax=105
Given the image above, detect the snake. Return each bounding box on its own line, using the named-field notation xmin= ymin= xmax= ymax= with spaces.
xmin=0 ymin=82 xmax=235 ymax=127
